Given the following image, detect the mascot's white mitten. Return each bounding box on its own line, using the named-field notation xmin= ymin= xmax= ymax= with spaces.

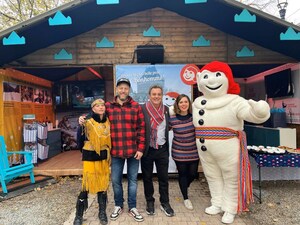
xmin=248 ymin=99 xmax=270 ymax=119
xmin=193 ymin=61 xmax=270 ymax=224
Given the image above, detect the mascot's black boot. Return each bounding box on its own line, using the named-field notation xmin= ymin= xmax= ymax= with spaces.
xmin=73 ymin=192 xmax=88 ymax=225
xmin=97 ymin=192 xmax=108 ymax=225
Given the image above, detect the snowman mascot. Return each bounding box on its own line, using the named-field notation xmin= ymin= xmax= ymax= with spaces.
xmin=193 ymin=61 xmax=270 ymax=224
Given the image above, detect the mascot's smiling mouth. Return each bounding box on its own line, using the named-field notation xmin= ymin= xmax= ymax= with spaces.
xmin=206 ymin=84 xmax=222 ymax=90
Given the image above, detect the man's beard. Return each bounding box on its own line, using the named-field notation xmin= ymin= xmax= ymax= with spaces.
xmin=119 ymin=96 xmax=127 ymax=101
xmin=117 ymin=93 xmax=128 ymax=101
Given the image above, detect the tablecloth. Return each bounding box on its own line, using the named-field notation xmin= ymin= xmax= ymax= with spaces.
xmin=249 ymin=151 xmax=300 ymax=167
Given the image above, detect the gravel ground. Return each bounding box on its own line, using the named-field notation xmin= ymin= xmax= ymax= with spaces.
xmin=0 ymin=176 xmax=300 ymax=225
xmin=240 ymin=180 xmax=300 ymax=225
xmin=0 ymin=176 xmax=81 ymax=225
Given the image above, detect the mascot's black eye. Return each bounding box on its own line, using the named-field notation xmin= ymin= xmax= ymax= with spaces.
xmin=203 ymin=74 xmax=208 ymax=79
xmin=216 ymin=72 xmax=221 ymax=77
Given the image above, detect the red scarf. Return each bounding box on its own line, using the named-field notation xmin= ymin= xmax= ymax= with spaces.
xmin=146 ymin=101 xmax=164 ymax=149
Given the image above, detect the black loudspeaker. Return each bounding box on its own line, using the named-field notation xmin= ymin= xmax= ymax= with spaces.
xmin=136 ymin=45 xmax=164 ymax=64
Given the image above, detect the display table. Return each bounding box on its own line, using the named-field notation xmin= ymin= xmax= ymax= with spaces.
xmin=249 ymin=151 xmax=300 ymax=203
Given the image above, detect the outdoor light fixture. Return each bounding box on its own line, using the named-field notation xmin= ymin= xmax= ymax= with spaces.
xmin=277 ymin=0 xmax=288 ymax=20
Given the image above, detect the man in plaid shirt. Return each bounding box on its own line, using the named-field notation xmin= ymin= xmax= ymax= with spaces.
xmin=106 ymin=78 xmax=146 ymax=222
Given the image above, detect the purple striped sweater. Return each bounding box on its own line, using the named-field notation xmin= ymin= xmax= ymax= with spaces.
xmin=169 ymin=114 xmax=199 ymax=162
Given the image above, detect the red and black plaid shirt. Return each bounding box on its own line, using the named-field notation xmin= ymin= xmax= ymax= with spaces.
xmin=105 ymin=96 xmax=145 ymax=158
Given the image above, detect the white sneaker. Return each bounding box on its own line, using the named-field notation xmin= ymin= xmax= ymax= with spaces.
xmin=222 ymin=212 xmax=235 ymax=224
xmin=184 ymin=199 xmax=193 ymax=210
xmin=110 ymin=206 xmax=123 ymax=221
xmin=205 ymin=205 xmax=222 ymax=215
xmin=128 ymin=207 xmax=144 ymax=222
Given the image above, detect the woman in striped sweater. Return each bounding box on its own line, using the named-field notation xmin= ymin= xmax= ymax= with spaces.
xmin=169 ymin=94 xmax=200 ymax=210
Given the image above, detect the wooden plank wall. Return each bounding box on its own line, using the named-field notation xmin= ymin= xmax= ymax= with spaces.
xmin=1 ymin=68 xmax=55 ymax=124
xmin=20 ymin=8 xmax=294 ymax=66
xmin=0 ymin=68 xmax=55 ymax=152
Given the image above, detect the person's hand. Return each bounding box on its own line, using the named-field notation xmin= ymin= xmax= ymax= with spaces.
xmin=134 ymin=151 xmax=143 ymax=160
xmin=78 ymin=115 xmax=86 ymax=125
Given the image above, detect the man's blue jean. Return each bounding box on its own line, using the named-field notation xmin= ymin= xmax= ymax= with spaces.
xmin=111 ymin=156 xmax=139 ymax=209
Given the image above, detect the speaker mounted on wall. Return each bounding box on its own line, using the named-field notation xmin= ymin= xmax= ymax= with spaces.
xmin=136 ymin=44 xmax=164 ymax=64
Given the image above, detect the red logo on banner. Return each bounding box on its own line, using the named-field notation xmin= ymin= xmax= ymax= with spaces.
xmin=180 ymin=64 xmax=199 ymax=85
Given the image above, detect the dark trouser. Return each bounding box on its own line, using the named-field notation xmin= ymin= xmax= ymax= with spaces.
xmin=175 ymin=160 xmax=199 ymax=199
xmin=141 ymin=145 xmax=169 ymax=204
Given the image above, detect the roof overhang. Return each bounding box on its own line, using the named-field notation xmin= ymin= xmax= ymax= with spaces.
xmin=0 ymin=0 xmax=299 ymax=80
